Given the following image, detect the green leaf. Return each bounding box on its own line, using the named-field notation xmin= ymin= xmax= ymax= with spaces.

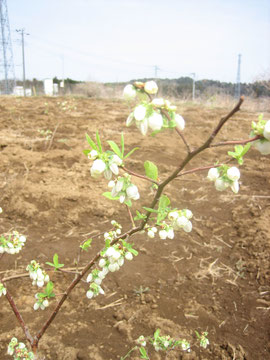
xmin=154 ymin=329 xmax=160 ymax=341
xmin=45 ymin=262 xmax=54 ymax=267
xmin=121 ymin=132 xmax=125 ymax=157
xmin=53 ymin=253 xmax=59 ymax=266
xmin=124 ymin=147 xmax=139 ymax=159
xmin=80 ymin=238 xmax=93 ymax=251
xmin=103 ymin=192 xmax=119 ymax=200
xmin=158 ymin=195 xmax=170 ymax=210
xmin=107 ymin=140 xmax=122 ymax=159
xmin=143 ymin=207 xmax=159 ymax=213
xmin=83 ymin=149 xmax=90 ymax=157
xmin=96 ymin=131 xmax=103 ymax=153
xmin=129 ymin=248 xmax=138 ymax=256
xmin=144 ymin=161 xmax=158 ymax=181
xmin=134 ymin=210 xmax=147 ymax=221
xmin=85 ymin=133 xmax=97 ymax=151
xmin=139 ymin=347 xmax=148 ymax=359
xmin=241 ymin=142 xmax=251 ymax=156
xmin=124 ymin=199 xmax=132 ymax=207
xmin=46 ymin=254 xmax=64 ymax=270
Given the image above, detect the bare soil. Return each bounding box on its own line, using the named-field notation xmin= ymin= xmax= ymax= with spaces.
xmin=0 ymin=96 xmax=270 ymax=360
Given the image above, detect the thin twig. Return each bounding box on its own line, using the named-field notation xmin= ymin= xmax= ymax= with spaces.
xmin=175 ymin=127 xmax=191 ymax=153
xmin=211 ymin=135 xmax=261 ymax=148
xmin=47 ymin=123 xmax=59 ymax=151
xmin=176 ymin=159 xmax=231 ymax=178
xmin=122 ymin=166 xmax=159 ymax=185
xmin=126 ymin=205 xmax=135 ymax=227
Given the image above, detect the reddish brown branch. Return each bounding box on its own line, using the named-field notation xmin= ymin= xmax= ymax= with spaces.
xmin=4 ymin=285 xmax=33 ymax=344
xmin=211 ymin=135 xmax=261 ymax=148
xmin=126 ymin=205 xmax=135 ymax=227
xmin=122 ymin=166 xmax=159 ymax=185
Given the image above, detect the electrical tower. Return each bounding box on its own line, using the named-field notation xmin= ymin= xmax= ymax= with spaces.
xmin=235 ymin=54 xmax=241 ymax=98
xmin=0 ymin=0 xmax=15 ymax=94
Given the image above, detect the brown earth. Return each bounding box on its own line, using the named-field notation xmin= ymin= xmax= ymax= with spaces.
xmin=0 ymin=95 xmax=269 ymax=360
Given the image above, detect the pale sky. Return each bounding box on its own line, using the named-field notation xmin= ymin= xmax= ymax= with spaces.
xmin=7 ymin=0 xmax=270 ymax=83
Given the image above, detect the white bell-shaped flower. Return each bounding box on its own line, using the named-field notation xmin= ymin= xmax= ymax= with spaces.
xmin=126 ymin=184 xmax=140 ymax=200
xmin=227 ymin=167 xmax=240 ymax=181
xmin=134 ymin=105 xmax=146 ymax=121
xmin=175 ymin=114 xmax=185 ymax=131
xmin=263 ymin=120 xmax=270 ymax=141
xmin=207 ymin=168 xmax=219 ymax=181
xmin=144 ymin=81 xmax=158 ymax=95
xmin=148 ymin=112 xmax=163 ymax=131
xmin=215 ymin=178 xmax=228 ymax=191
xmin=151 ymin=98 xmax=165 ymax=107
xmin=254 ymin=139 xmax=270 ymax=155
xmin=231 ymin=180 xmax=239 ymax=193
xmin=90 ymin=159 xmax=106 ymax=178
xmin=123 ymin=84 xmax=137 ymax=99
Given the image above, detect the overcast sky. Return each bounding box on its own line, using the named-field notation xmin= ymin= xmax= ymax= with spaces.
xmin=7 ymin=0 xmax=270 ymax=83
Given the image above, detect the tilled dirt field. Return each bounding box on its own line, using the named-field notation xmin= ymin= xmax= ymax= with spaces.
xmin=0 ymin=95 xmax=269 ymax=359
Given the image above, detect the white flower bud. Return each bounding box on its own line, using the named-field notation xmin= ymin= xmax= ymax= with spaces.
xmin=19 ymin=235 xmax=26 ymax=243
xmin=263 ymin=120 xmax=270 ymax=140
xmin=108 ymin=180 xmax=115 ymax=188
xmin=37 ymin=280 xmax=44 ymax=288
xmin=33 ymin=302 xmax=39 ymax=311
xmin=99 ymin=287 xmax=105 ymax=295
xmin=126 ymin=184 xmax=140 ymax=200
xmin=147 ymin=230 xmax=155 ymax=238
xmin=112 ymin=155 xmax=122 ymax=166
xmin=118 ymin=257 xmax=124 ymax=266
xmin=94 ymin=278 xmax=102 ymax=285
xmin=175 ymin=114 xmax=185 ymax=131
xmin=108 ymin=263 xmax=118 ymax=272
xmin=88 ymin=150 xmax=98 ymax=160
xmin=90 ymin=159 xmax=106 ymax=178
xmin=215 ymin=178 xmax=228 ymax=191
xmin=139 ymin=117 xmax=148 ymax=136
xmin=111 ymin=250 xmax=121 ymax=261
xmin=176 ymin=216 xmax=188 ymax=228
xmin=109 ymin=163 xmax=119 ymax=176
xmin=119 ymin=194 xmax=126 ymax=203
xmin=43 ymin=299 xmax=49 ymax=307
xmin=167 ymin=229 xmax=175 ymax=239
xmin=123 ymin=84 xmax=137 ymax=99
xmin=159 ymin=230 xmax=167 ymax=240
xmin=134 ymin=105 xmax=146 ymax=121
xmin=125 ymin=252 xmax=133 ymax=261
xmin=185 ymin=209 xmax=193 ymax=219
xmin=207 ymin=168 xmax=220 ymax=181
xmin=151 ymin=98 xmax=165 ymax=107
xmin=231 ymin=180 xmax=239 ymax=194
xmin=99 ymin=259 xmax=106 ymax=268
xmin=254 ymin=140 xmax=270 ymax=155
xmin=168 ymin=211 xmax=179 ymax=221
xmin=183 ymin=221 xmax=192 ymax=233
xmin=148 ymin=112 xmax=163 ymax=131
xmin=126 ymin=113 xmax=134 ymax=127
xmin=86 ymin=290 xmax=94 ymax=299
xmin=144 ymin=81 xmax=158 ymax=95
xmin=227 ymin=167 xmax=240 ymax=181
xmin=86 ymin=273 xmax=93 ymax=283
xmin=104 ymin=168 xmax=112 ymax=180
xmin=105 ymin=247 xmax=115 ymax=257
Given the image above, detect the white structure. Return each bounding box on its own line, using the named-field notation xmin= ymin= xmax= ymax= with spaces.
xmin=13 ymin=86 xmax=32 ymax=96
xmin=44 ymin=78 xmax=54 ymax=96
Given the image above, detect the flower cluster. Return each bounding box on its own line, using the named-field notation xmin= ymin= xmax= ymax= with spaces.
xmin=90 ymin=152 xmax=123 ymax=180
xmin=168 ymin=209 xmax=193 ymax=233
xmin=26 ymin=260 xmax=50 ymax=287
xmin=33 ymin=293 xmax=49 ymax=311
xmin=108 ymin=174 xmax=140 ymax=204
xmin=252 ymin=117 xmax=270 ymax=155
xmin=7 ymin=338 xmax=34 ymax=359
xmin=86 ymin=241 xmax=135 ymax=299
xmin=0 ymin=231 xmax=26 ymax=255
xmin=207 ymin=166 xmax=240 ymax=193
xmin=0 ymin=282 xmax=7 ymax=297
xmin=123 ymin=80 xmax=158 ymax=100
xmin=158 ymin=223 xmax=175 ymax=240
xmin=125 ymin=81 xmax=185 ymax=136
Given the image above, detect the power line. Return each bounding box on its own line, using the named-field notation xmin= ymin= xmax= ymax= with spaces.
xmin=0 ymin=0 xmax=15 ymax=94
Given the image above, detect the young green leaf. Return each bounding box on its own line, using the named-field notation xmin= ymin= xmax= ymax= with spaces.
xmin=143 ymin=207 xmax=159 ymax=213
xmin=80 ymin=238 xmax=93 ymax=251
xmin=103 ymin=192 xmax=119 ymax=200
xmin=107 ymin=140 xmax=122 ymax=159
xmin=96 ymin=131 xmax=103 ymax=153
xmin=144 ymin=160 xmax=158 ymax=181
xmin=85 ymin=133 xmax=97 ymax=151
xmin=139 ymin=347 xmax=149 ymax=359
xmin=124 ymin=147 xmax=139 ymax=159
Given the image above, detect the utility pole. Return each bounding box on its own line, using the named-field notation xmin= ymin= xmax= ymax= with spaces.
xmin=235 ymin=54 xmax=241 ymax=99
xmin=154 ymin=65 xmax=160 ymax=80
xmin=190 ymin=73 xmax=196 ymax=101
xmin=0 ymin=0 xmax=16 ymax=94
xmin=16 ymin=28 xmax=29 ymax=96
